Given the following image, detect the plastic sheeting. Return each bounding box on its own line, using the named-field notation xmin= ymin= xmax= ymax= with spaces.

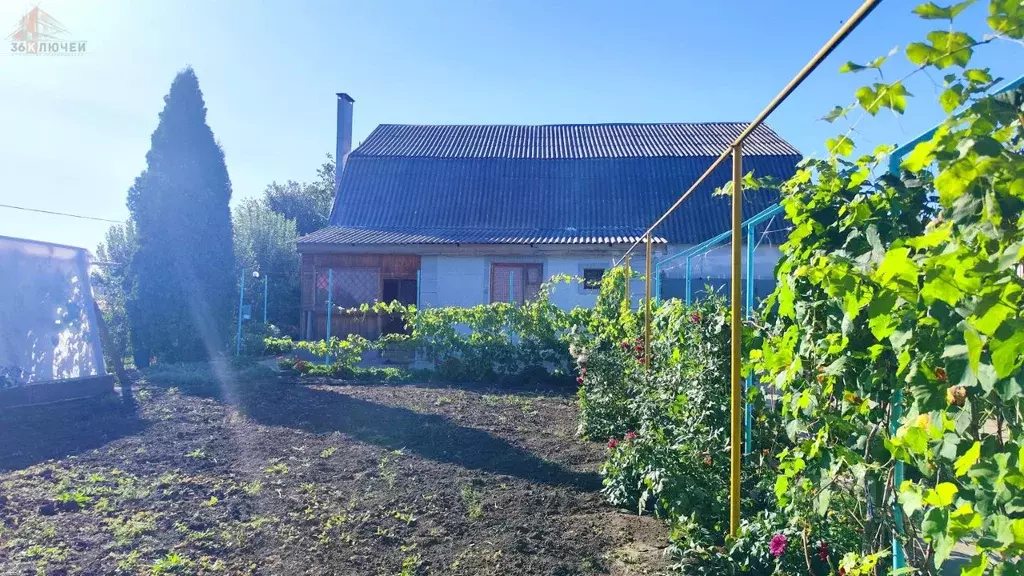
xmin=0 ymin=236 xmax=105 ymax=389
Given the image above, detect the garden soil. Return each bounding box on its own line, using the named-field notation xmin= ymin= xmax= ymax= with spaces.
xmin=0 ymin=373 xmax=669 ymax=575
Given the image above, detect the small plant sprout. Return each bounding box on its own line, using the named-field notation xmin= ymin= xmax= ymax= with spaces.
xmin=319 ymin=446 xmax=336 ymax=459
xmin=378 ymin=455 xmax=398 ymax=489
xmin=264 ymin=462 xmax=289 ymax=475
xmin=460 ymin=485 xmax=483 ymax=520
xmin=242 ymin=480 xmax=263 ymax=496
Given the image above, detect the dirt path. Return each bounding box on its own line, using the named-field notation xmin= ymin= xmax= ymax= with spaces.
xmin=0 ymin=374 xmax=668 ymax=575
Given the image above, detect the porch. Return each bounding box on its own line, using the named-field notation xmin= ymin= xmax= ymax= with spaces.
xmin=298 ymin=253 xmax=420 ymax=341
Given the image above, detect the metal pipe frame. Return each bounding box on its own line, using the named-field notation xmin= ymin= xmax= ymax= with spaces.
xmin=729 ymin=145 xmax=743 ymax=536
xmin=614 ymin=0 xmax=882 ymax=267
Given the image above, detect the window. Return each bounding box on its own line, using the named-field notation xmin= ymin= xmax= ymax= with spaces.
xmin=490 ymin=263 xmax=542 ymax=304
xmin=382 ymin=278 xmax=418 ymax=305
xmin=315 ymin=267 xmax=380 ymax=308
xmin=581 ymin=267 xmax=606 ymax=290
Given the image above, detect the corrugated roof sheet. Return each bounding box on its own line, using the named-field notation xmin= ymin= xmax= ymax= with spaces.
xmin=353 ymin=123 xmax=800 ymax=159
xmin=302 ymin=122 xmax=801 ymax=247
xmin=297 ymin=227 xmax=667 ymax=246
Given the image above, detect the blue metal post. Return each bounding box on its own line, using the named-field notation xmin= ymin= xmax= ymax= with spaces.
xmin=325 ymin=269 xmax=333 ymax=365
xmin=416 ymin=269 xmax=421 ymax=309
xmin=745 ymin=222 xmax=755 ymax=456
xmin=509 ymin=270 xmax=515 ymax=303
xmin=685 ymin=256 xmax=692 ymax=305
xmin=654 ymin=264 xmax=662 ymax=305
xmin=235 ymin=271 xmax=245 ymax=356
xmin=263 ymin=276 xmax=268 ymax=324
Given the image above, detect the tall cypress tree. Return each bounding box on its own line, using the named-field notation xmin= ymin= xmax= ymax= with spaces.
xmin=127 ymin=67 xmax=234 ymax=365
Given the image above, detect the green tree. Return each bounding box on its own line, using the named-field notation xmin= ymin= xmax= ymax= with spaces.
xmin=93 ymin=220 xmax=137 ymax=365
xmin=263 ymin=154 xmax=335 ymax=235
xmin=232 ymin=198 xmax=301 ymax=333
xmin=126 ymin=67 xmax=235 ymax=366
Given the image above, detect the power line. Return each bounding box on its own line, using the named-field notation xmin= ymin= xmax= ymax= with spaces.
xmin=0 ymin=203 xmax=124 ymax=224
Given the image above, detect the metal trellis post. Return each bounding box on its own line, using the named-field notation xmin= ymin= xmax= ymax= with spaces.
xmin=263 ymin=276 xmax=269 ymax=324
xmin=325 ymin=269 xmax=333 ymax=366
xmin=644 ymin=234 xmax=652 ymax=375
xmin=729 ymin=143 xmax=743 ymax=537
xmin=509 ymin=270 xmax=515 ymax=304
xmin=745 ymin=221 xmax=755 ymax=457
xmin=235 ymin=271 xmax=245 ymax=356
xmin=685 ymin=256 xmax=691 ymax=305
xmin=416 ymin=270 xmax=421 ymax=309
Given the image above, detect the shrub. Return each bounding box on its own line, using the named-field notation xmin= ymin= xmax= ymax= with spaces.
xmin=264 ymin=336 xmax=294 ymax=354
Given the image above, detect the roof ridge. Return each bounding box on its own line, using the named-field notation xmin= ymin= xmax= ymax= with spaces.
xmin=372 ymin=121 xmax=767 ymax=128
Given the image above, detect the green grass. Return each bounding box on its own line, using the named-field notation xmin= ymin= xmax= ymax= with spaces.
xmin=105 ymin=511 xmax=158 ymax=547
xmin=142 ymin=361 xmax=273 ymax=389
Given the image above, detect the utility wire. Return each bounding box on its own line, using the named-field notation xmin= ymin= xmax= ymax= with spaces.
xmin=0 ymin=203 xmax=124 ymax=224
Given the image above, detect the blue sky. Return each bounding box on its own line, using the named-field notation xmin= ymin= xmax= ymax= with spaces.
xmin=1 ymin=0 xmax=1020 ymax=252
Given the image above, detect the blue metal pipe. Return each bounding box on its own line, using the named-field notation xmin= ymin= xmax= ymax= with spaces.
xmin=685 ymin=257 xmax=692 ymax=305
xmin=745 ymin=222 xmax=755 ymax=456
xmin=263 ymin=276 xmax=268 ymax=324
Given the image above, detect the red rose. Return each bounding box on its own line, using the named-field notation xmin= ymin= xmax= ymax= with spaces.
xmin=625 ymin=431 xmax=637 ymax=441
xmin=817 ymin=541 xmax=828 ymax=562
xmin=607 ymin=438 xmax=619 ymax=449
xmin=576 ymin=376 xmax=584 ymax=384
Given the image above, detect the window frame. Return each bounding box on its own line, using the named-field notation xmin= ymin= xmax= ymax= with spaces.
xmin=489 ymin=262 xmax=543 ymax=304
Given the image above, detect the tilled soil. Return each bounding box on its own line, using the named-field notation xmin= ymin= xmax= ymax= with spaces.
xmin=0 ymin=372 xmax=668 ymax=575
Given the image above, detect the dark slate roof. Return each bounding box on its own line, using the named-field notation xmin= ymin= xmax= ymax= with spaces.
xmin=300 ymin=123 xmax=800 ymax=247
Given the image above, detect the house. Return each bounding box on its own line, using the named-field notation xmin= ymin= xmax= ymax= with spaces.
xmin=295 ymin=94 xmax=801 ymax=340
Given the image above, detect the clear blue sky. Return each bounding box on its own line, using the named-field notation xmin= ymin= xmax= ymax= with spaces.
xmin=1 ymin=0 xmax=1020 ymax=252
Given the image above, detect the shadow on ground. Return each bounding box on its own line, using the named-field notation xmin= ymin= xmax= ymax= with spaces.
xmin=220 ymin=379 xmax=600 ymax=490
xmin=0 ymin=395 xmax=147 ymax=471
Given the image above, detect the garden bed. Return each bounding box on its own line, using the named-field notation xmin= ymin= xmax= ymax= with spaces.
xmin=0 ymin=368 xmax=668 ymax=575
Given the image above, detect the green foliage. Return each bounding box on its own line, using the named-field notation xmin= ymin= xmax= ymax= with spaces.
xmin=571 ymin=281 xmax=847 ymax=572
xmin=264 ymin=336 xmax=295 ymax=354
xmin=753 ymin=2 xmax=1024 ymax=573
xmin=126 ymin=67 xmax=235 ymax=366
xmin=279 ymin=281 xmax=578 ymax=385
xmin=295 ymin=334 xmax=371 ymax=367
xmin=262 ymin=154 xmax=335 ymax=236
xmin=93 ymin=220 xmax=137 ymax=366
xmin=232 ymin=198 xmax=301 ymax=333
xmin=151 ymin=552 xmax=193 ymax=575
